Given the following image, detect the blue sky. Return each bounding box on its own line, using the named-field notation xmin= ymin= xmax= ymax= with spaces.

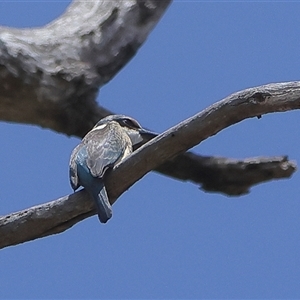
xmin=1 ymin=1 xmax=300 ymax=299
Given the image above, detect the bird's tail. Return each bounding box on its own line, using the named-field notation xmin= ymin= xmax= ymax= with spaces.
xmin=92 ymin=183 xmax=112 ymax=223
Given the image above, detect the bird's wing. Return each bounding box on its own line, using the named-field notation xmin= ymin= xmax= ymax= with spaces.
xmin=84 ymin=125 xmax=130 ymax=178
xmin=69 ymin=143 xmax=82 ymax=190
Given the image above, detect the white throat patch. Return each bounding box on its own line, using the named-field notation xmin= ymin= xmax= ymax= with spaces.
xmin=126 ymin=129 xmax=143 ymax=145
xmin=91 ymin=123 xmax=107 ymax=132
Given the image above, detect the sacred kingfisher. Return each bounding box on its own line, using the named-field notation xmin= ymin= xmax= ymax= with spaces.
xmin=69 ymin=115 xmax=156 ymax=223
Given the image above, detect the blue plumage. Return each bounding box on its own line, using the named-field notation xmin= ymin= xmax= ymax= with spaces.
xmin=75 ymin=146 xmax=112 ymax=223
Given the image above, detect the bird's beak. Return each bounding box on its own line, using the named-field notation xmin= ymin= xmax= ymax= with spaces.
xmin=130 ymin=128 xmax=157 ymax=150
xmin=138 ymin=128 xmax=157 ymax=140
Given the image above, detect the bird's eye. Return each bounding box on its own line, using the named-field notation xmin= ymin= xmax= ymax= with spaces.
xmin=124 ymin=118 xmax=140 ymax=129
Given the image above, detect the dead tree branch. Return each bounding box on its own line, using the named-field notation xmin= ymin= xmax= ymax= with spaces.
xmin=0 ymin=0 xmax=172 ymax=136
xmin=0 ymin=81 xmax=298 ymax=249
xmin=157 ymin=154 xmax=295 ymax=196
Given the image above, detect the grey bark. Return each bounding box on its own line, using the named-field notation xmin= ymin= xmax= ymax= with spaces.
xmin=0 ymin=0 xmax=171 ymax=136
xmin=0 ymin=1 xmax=298 ymax=248
xmin=0 ymin=81 xmax=298 ymax=249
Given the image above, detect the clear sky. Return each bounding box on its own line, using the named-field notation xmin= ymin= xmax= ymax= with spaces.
xmin=1 ymin=1 xmax=300 ymax=299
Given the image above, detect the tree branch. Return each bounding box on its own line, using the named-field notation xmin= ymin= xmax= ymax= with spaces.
xmin=0 ymin=81 xmax=298 ymax=249
xmin=0 ymin=0 xmax=172 ymax=136
xmin=157 ymin=154 xmax=295 ymax=196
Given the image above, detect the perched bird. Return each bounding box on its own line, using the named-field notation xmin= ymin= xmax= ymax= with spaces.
xmin=69 ymin=115 xmax=156 ymax=223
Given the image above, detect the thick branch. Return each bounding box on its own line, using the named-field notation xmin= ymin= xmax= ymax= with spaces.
xmin=0 ymin=0 xmax=171 ymax=136
xmin=0 ymin=81 xmax=298 ymax=249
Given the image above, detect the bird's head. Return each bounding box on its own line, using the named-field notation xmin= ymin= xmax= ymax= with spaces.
xmin=94 ymin=115 xmax=157 ymax=148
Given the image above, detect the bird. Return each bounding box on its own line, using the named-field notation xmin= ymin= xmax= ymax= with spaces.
xmin=69 ymin=115 xmax=156 ymax=224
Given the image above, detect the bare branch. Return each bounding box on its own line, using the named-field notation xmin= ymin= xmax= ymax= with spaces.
xmin=136 ymin=133 xmax=296 ymax=195
xmin=0 ymin=81 xmax=299 ymax=249
xmin=157 ymin=154 xmax=296 ymax=195
xmin=0 ymin=0 xmax=172 ymax=136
